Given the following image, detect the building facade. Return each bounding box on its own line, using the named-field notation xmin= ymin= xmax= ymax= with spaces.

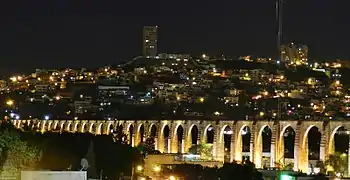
xmin=143 ymin=26 xmax=158 ymax=57
xmin=280 ymin=42 xmax=308 ymax=66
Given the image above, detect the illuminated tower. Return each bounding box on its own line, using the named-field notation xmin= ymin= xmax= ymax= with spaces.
xmin=143 ymin=26 xmax=158 ymax=57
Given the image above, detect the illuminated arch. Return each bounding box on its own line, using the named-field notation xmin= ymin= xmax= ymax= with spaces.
xmin=47 ymin=121 xmax=53 ymax=131
xmin=106 ymin=122 xmax=114 ymax=135
xmin=148 ymin=123 xmax=157 ymax=137
xmin=97 ymin=123 xmax=104 ymax=135
xmin=203 ymin=124 xmax=215 ymax=143
xmin=329 ymin=125 xmax=345 ymax=155
xmin=219 ymin=124 xmax=232 ymax=143
xmin=234 ymin=125 xmax=250 ymax=162
xmin=89 ymin=123 xmax=96 ymax=134
xmin=187 ymin=124 xmax=199 ymax=145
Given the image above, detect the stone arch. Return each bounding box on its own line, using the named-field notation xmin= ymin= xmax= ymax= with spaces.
xmin=97 ymin=123 xmax=104 ymax=135
xmin=60 ymin=122 xmax=66 ymax=131
xmin=187 ymin=124 xmax=199 ymax=148
xmin=329 ymin=125 xmax=349 ymax=155
xmin=81 ymin=123 xmax=88 ymax=133
xmin=173 ymin=124 xmax=184 ymax=153
xmin=278 ymin=124 xmax=296 ymax=166
xmin=149 ymin=123 xmax=157 ymax=137
xmin=127 ymin=123 xmax=134 ymax=146
xmin=74 ymin=122 xmax=80 ymax=132
xmin=47 ymin=121 xmax=53 ymax=131
xmin=300 ymin=125 xmax=321 ymax=172
xmin=159 ymin=124 xmax=170 ymax=153
xmin=67 ymin=122 xmax=73 ymax=132
xmin=105 ymin=122 xmax=114 ymax=135
xmin=329 ymin=125 xmax=343 ymax=155
xmin=89 ymin=123 xmax=97 ymax=134
xmin=53 ymin=121 xmax=59 ymax=130
xmin=203 ymin=124 xmax=215 ymax=144
xmin=137 ymin=123 xmax=145 ymax=145
xmin=148 ymin=124 xmax=158 ymax=150
xmin=219 ymin=125 xmax=231 ymax=143
xmin=255 ymin=125 xmax=272 ymax=168
xmin=219 ymin=124 xmax=233 ymax=162
xmin=235 ymin=125 xmax=251 ymax=163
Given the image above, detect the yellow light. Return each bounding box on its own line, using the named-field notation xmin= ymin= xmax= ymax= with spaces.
xmin=136 ymin=165 xmax=143 ymax=172
xmin=140 ymin=178 xmax=146 ymax=180
xmin=169 ymin=175 xmax=176 ymax=180
xmin=6 ymin=100 xmax=14 ymax=106
xmin=259 ymin=112 xmax=264 ymax=117
xmin=55 ymin=96 xmax=61 ymax=100
xmin=153 ymin=165 xmax=161 ymax=172
xmin=335 ymin=80 xmax=340 ymax=85
xmin=263 ymin=91 xmax=268 ymax=96
xmin=176 ymin=96 xmax=180 ymax=101
xmin=10 ymin=76 xmax=17 ymax=82
xmin=199 ymin=97 xmax=204 ymax=103
xmin=245 ymin=73 xmax=249 ymax=77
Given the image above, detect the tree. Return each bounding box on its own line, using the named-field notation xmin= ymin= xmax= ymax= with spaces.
xmin=325 ymin=153 xmax=348 ymax=175
xmin=137 ymin=138 xmax=160 ymax=155
xmin=188 ymin=143 xmax=213 ymax=160
xmin=0 ymin=129 xmax=40 ymax=179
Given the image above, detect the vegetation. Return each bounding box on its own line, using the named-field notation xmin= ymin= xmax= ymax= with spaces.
xmin=165 ymin=160 xmax=263 ymax=180
xmin=0 ymin=120 xmax=142 ymax=180
xmin=188 ymin=143 xmax=213 ymax=160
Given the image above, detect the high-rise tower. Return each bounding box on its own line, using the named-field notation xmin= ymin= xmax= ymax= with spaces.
xmin=143 ymin=26 xmax=158 ymax=57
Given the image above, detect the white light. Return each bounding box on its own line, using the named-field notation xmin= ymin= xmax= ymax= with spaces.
xmin=15 ymin=115 xmax=20 ymax=120
xmin=224 ymin=130 xmax=233 ymax=135
xmin=44 ymin=115 xmax=50 ymax=120
xmin=10 ymin=113 xmax=15 ymax=118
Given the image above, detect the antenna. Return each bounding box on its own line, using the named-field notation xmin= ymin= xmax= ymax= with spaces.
xmin=80 ymin=158 xmax=89 ymax=171
xmin=276 ymin=0 xmax=285 ymax=60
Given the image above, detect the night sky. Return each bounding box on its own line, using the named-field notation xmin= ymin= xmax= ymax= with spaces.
xmin=0 ymin=0 xmax=349 ymax=76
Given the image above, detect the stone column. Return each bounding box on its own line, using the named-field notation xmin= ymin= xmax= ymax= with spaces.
xmin=294 ymin=123 xmax=301 ymax=171
xmin=168 ymin=123 xmax=173 ymax=153
xmin=213 ymin=124 xmax=221 ymax=161
xmin=270 ymin=123 xmax=278 ymax=168
xmin=249 ymin=123 xmax=256 ymax=163
xmin=348 ymin=140 xmax=350 ymax=177
xmin=322 ymin=123 xmax=330 ymax=162
xmin=230 ymin=123 xmax=236 ymax=162
xmin=197 ymin=127 xmax=201 ymax=145
xmin=171 ymin=123 xmax=178 ymax=153
xmin=157 ymin=123 xmax=164 ymax=153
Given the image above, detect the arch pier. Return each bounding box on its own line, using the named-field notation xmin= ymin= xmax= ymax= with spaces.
xmin=12 ymin=119 xmax=350 ymax=174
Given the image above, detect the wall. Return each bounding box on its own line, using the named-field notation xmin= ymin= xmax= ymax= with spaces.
xmin=21 ymin=171 xmax=87 ymax=180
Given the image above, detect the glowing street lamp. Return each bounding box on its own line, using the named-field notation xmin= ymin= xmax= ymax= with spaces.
xmin=6 ymin=100 xmax=14 ymax=106
xmin=153 ymin=165 xmax=161 ymax=172
xmin=136 ymin=165 xmax=143 ymax=172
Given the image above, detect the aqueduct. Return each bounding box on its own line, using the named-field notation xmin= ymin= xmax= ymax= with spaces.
xmin=12 ymin=119 xmax=350 ymax=173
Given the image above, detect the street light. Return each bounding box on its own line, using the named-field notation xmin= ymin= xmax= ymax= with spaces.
xmin=136 ymin=165 xmax=143 ymax=172
xmin=153 ymin=165 xmax=161 ymax=172
xmin=6 ymin=100 xmax=14 ymax=106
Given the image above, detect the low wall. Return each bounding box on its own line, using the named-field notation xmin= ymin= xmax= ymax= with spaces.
xmin=21 ymin=171 xmax=87 ymax=180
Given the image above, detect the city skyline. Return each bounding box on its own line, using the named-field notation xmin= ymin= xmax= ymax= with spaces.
xmin=0 ymin=0 xmax=349 ymax=76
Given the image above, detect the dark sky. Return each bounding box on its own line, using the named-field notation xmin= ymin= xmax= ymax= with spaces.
xmin=0 ymin=0 xmax=349 ymax=76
